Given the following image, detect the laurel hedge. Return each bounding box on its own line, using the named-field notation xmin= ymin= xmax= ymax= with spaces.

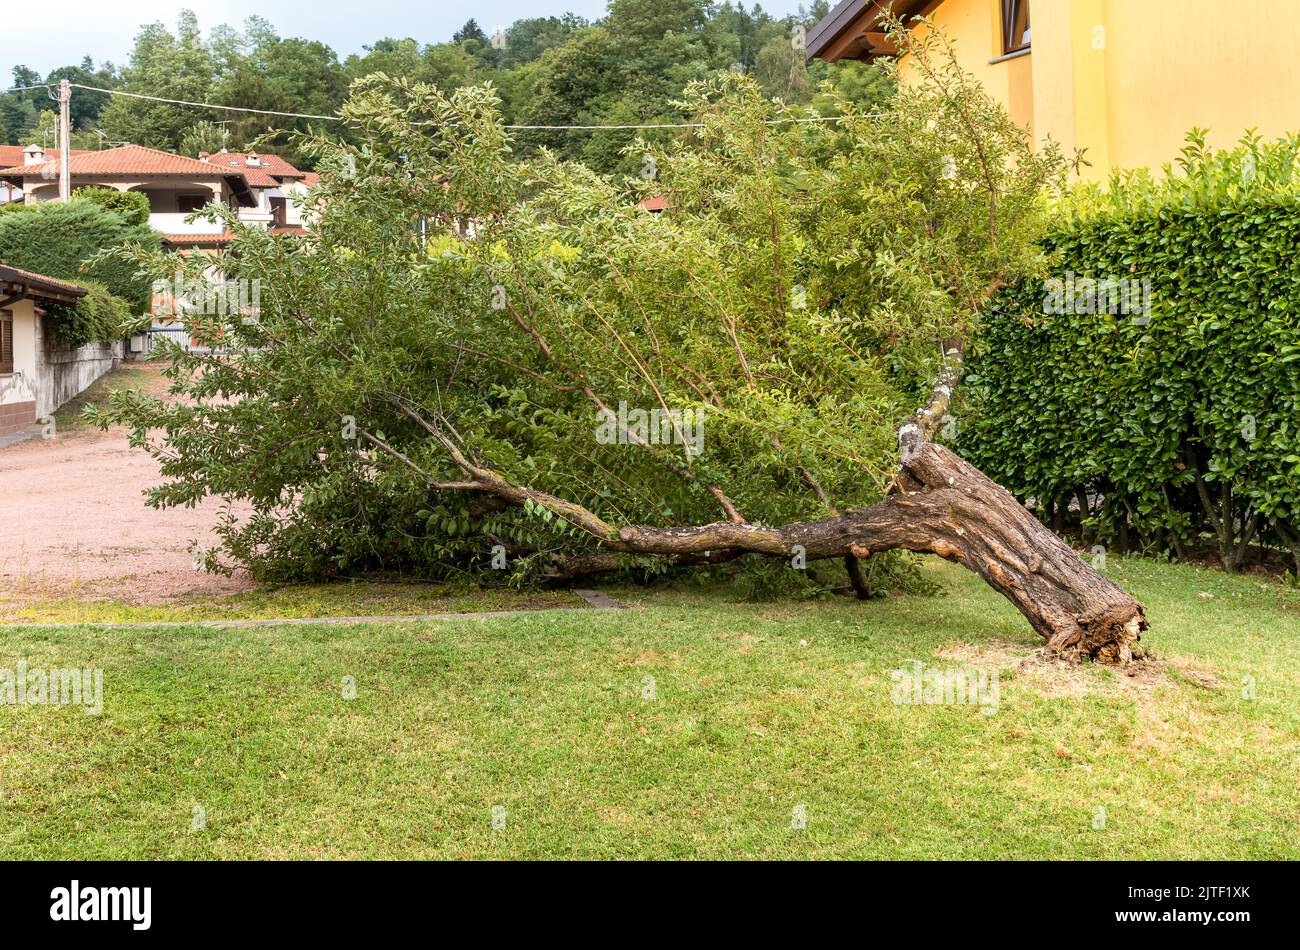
xmin=958 ymin=131 xmax=1300 ymax=574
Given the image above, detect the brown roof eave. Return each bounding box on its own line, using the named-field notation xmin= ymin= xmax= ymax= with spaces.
xmin=225 ymin=176 xmax=258 ymax=208
xmin=806 ymin=0 xmax=870 ymax=61
xmin=0 ymin=264 xmax=88 ymax=305
xmin=805 ymin=0 xmax=937 ymax=63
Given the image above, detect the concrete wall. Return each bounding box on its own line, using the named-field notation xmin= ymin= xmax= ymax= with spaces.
xmin=33 ymin=312 xmax=121 ymax=417
xmin=2 ymin=297 xmax=121 ymax=426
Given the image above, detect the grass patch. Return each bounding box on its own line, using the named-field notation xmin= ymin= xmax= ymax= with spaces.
xmin=0 ymin=581 xmax=584 ymax=624
xmin=52 ymin=362 xmax=167 ymax=434
xmin=1 ymin=557 xmax=1297 ymax=859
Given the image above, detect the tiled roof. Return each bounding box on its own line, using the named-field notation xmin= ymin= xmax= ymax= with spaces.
xmin=163 ymin=231 xmax=237 ymax=247
xmin=0 ymin=146 xmax=89 ymax=173
xmin=164 ymin=226 xmax=306 ymax=247
xmin=0 ymin=144 xmax=248 ymax=182
xmin=0 ymin=262 xmax=87 ymax=298
xmin=637 ymin=195 xmax=670 ymax=212
xmin=199 ymin=150 xmax=307 ymax=188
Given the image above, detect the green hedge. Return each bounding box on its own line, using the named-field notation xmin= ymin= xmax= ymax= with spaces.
xmin=48 ymin=280 xmax=139 ymax=347
xmin=959 ymin=131 xmax=1300 ymax=574
xmin=0 ymin=198 xmax=160 ymax=313
xmin=72 ymin=186 xmax=151 ymax=227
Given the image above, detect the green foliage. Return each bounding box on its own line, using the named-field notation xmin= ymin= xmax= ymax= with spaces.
xmin=2 ymin=2 xmax=887 ymax=176
xmin=959 ymin=130 xmax=1300 ymax=574
xmin=93 ymin=25 xmax=1061 ymax=585
xmin=98 ymin=11 xmax=216 ymax=150
xmin=0 ymin=199 xmax=160 ymax=313
xmin=0 ymin=60 xmax=115 ymax=147
xmin=178 ymin=120 xmax=230 ymax=158
xmin=73 ymin=186 xmax=151 ymax=226
xmin=49 ymin=280 xmax=138 ymax=346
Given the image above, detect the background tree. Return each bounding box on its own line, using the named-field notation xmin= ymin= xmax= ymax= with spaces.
xmin=754 ymin=33 xmax=813 ymax=102
xmin=2 ymin=1 xmax=890 ymax=171
xmin=99 ymin=11 xmax=218 ymax=148
xmin=93 ymin=23 xmax=1148 ymax=663
xmin=452 ymin=20 xmax=489 ymax=45
xmin=179 ymin=120 xmax=231 ymax=157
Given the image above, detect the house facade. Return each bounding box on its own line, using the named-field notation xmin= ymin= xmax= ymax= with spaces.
xmin=0 ymin=144 xmax=258 ymax=244
xmin=0 ymin=264 xmax=121 ymax=436
xmin=807 ymin=0 xmax=1300 ymax=179
xmin=0 ymin=144 xmax=321 ymax=355
xmin=196 ymin=150 xmax=313 ymax=234
xmin=0 ymin=144 xmax=316 ymax=246
xmin=0 ymin=145 xmax=87 ymax=204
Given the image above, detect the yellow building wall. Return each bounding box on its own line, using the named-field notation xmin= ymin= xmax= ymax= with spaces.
xmin=1099 ymin=0 xmax=1300 ymax=171
xmin=900 ymin=0 xmax=1300 ymax=179
xmin=904 ymin=0 xmax=1036 ymax=136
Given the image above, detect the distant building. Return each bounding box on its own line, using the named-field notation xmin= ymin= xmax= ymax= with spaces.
xmin=0 ymin=144 xmax=316 ymax=247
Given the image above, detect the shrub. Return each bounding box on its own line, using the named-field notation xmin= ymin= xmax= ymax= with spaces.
xmin=0 ymin=198 xmax=161 ymax=313
xmin=72 ymin=186 xmax=151 ymax=227
xmin=959 ymin=131 xmax=1300 ymax=574
xmin=48 ymin=280 xmax=139 ymax=347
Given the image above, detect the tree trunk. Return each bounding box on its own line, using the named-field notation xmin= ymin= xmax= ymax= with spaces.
xmin=389 ymin=353 xmax=1148 ymax=665
xmin=613 ymin=444 xmax=1148 ymax=663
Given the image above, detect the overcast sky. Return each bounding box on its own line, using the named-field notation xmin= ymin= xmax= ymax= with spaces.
xmin=7 ymin=0 xmax=814 ymax=77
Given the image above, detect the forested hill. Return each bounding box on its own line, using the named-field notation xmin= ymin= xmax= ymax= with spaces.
xmin=1 ymin=1 xmax=891 ymax=174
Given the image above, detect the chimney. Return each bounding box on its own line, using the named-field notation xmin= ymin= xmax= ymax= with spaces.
xmin=246 ymin=152 xmax=259 ymax=167
xmin=23 ymin=144 xmax=45 ymax=165
xmin=198 ymin=152 xmax=209 ymax=161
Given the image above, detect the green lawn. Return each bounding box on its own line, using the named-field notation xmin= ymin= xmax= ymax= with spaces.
xmin=1 ymin=557 xmax=1297 ymax=859
xmin=0 ymin=581 xmax=582 ymax=625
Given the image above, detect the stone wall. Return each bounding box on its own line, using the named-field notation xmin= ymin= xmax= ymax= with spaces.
xmin=34 ymin=314 xmax=121 ymax=417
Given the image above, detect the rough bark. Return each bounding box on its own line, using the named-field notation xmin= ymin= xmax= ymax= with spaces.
xmin=377 ymin=350 xmax=1149 ymax=664
xmin=613 ymin=443 xmax=1147 ymax=663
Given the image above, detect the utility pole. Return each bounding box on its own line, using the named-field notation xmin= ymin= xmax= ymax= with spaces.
xmin=58 ymin=79 xmax=71 ymax=202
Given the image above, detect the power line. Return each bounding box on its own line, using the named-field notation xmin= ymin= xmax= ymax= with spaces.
xmin=504 ymin=115 xmax=848 ymax=130
xmin=70 ymin=84 xmax=853 ymax=131
xmin=68 ymin=84 xmax=340 ymax=121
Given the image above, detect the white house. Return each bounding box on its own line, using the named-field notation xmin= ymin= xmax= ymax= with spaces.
xmin=0 ymin=264 xmax=120 ymax=436
xmin=0 ymin=144 xmax=258 ymax=247
xmin=196 ymin=150 xmax=315 ymax=234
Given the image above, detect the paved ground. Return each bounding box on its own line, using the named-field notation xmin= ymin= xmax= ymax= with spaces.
xmin=0 ymin=364 xmax=251 ymax=603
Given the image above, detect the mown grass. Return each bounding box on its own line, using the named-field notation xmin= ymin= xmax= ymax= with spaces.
xmin=0 ymin=556 xmax=1296 ymax=859
xmin=0 ymin=581 xmax=582 ymax=624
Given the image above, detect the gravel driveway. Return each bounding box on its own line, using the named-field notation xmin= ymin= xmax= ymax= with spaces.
xmin=0 ymin=364 xmax=251 ymax=604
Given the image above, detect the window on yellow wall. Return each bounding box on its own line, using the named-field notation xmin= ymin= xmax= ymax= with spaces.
xmin=1001 ymin=0 xmax=1031 ymax=54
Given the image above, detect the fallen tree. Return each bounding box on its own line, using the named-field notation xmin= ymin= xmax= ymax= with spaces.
xmin=93 ymin=20 xmax=1146 ymax=662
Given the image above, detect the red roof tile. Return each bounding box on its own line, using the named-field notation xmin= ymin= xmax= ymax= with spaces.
xmin=0 ymin=145 xmax=88 ymax=170
xmin=163 ymin=231 xmax=237 ymax=247
xmin=0 ymin=144 xmax=248 ymax=182
xmin=0 ymin=262 xmax=87 ymax=298
xmin=199 ymin=150 xmax=307 ymax=188
xmin=164 ymin=226 xmax=306 ymax=247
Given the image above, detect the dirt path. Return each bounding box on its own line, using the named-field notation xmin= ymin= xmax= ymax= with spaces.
xmin=0 ymin=364 xmax=252 ymax=603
